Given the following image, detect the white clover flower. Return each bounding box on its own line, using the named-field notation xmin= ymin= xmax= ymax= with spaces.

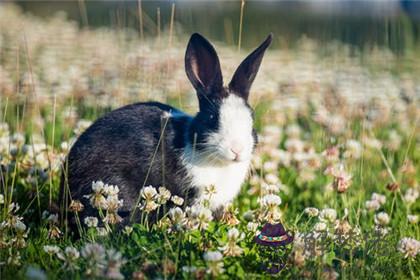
xmin=261 ymin=183 xmax=279 ymax=195
xmin=157 ymin=186 xmax=171 ymax=204
xmin=263 ymin=161 xmax=278 ymax=173
xmin=247 ymin=222 xmax=259 ymax=232
xmin=84 ymin=216 xmax=99 ymax=228
xmin=171 ymin=195 xmax=184 ymax=206
xmin=220 ymin=228 xmax=244 ymax=257
xmin=97 ymin=227 xmax=109 ymax=237
xmin=14 ymin=220 xmax=27 ymax=232
xmin=186 ymin=204 xmax=213 ymax=230
xmin=123 ymin=226 xmax=133 ymax=235
xmin=314 ymin=222 xmax=327 ymax=232
xmin=371 ymin=193 xmax=386 ymax=205
xmin=407 ymin=215 xmax=418 ymax=224
xmin=365 ymin=200 xmax=381 ymax=211
xmin=374 ymin=212 xmax=390 ymax=226
xmin=203 ymin=251 xmax=223 ymax=262
xmin=261 ymin=194 xmax=282 ymax=208
xmin=203 ymin=250 xmax=224 ymax=276
xmin=319 ymin=208 xmax=337 ymax=223
xmin=43 ymin=245 xmax=60 ymax=255
xmin=57 ymin=246 xmax=80 ymax=269
xmin=304 ymin=207 xmax=319 ymax=217
xmin=103 ymin=184 xmax=119 ymax=196
xmin=81 ymin=243 xmax=106 ymax=262
xmin=141 ymin=185 xmax=158 ymax=201
xmin=227 ymin=228 xmax=242 ymax=241
xmin=204 ymin=185 xmax=217 ymax=196
xmin=92 ymin=181 xmax=105 ymax=193
xmin=344 ymin=139 xmax=362 ymax=159
xmin=403 ymin=188 xmax=419 ymax=204
xmin=169 ymin=207 xmax=187 ymax=231
xmin=397 ymin=237 xmax=420 ymax=258
xmin=264 ymin=173 xmax=280 ymax=185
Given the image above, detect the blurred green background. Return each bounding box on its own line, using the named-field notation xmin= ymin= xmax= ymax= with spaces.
xmin=13 ymin=0 xmax=420 ymax=55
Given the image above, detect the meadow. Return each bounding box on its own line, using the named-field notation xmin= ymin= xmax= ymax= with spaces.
xmin=0 ymin=4 xmax=419 ymax=279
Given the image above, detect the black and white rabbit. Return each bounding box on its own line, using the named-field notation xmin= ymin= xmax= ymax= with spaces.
xmin=60 ymin=33 xmax=272 ymax=228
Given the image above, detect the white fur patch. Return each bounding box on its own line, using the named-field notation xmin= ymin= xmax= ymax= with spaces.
xmin=182 ymin=94 xmax=254 ymax=210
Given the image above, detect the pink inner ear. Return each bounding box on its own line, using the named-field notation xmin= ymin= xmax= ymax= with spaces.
xmin=191 ymin=57 xmax=203 ymax=86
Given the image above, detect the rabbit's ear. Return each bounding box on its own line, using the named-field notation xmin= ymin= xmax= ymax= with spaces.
xmin=185 ymin=33 xmax=223 ymax=97
xmin=229 ymin=33 xmax=272 ymax=101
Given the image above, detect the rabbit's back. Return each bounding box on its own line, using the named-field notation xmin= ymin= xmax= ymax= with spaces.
xmin=63 ymin=102 xmax=195 ymax=223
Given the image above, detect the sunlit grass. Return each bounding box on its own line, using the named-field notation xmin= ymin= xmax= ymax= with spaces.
xmin=0 ymin=4 xmax=419 ymax=279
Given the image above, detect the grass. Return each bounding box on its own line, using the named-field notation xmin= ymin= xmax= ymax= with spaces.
xmin=0 ymin=4 xmax=419 ymax=280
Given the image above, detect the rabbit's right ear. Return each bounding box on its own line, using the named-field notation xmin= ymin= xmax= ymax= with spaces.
xmin=185 ymin=33 xmax=223 ymax=98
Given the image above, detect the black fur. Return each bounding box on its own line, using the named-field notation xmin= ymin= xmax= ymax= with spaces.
xmin=60 ymin=33 xmax=272 ymax=232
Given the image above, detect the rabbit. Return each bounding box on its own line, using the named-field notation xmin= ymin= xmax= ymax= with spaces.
xmin=60 ymin=33 xmax=272 ymax=231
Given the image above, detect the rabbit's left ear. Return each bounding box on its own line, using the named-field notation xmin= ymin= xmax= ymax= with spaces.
xmin=229 ymin=33 xmax=273 ymax=101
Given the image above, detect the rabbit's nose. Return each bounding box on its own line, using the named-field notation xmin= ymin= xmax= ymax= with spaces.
xmin=230 ymin=144 xmax=244 ymax=159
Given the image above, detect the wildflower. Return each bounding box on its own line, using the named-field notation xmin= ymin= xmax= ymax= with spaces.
xmin=97 ymin=227 xmax=109 ymax=237
xmin=103 ymin=195 xmax=123 ymax=225
xmin=186 ymin=205 xmax=213 ymax=230
xmin=374 ymin=225 xmax=390 ymax=236
xmin=104 ymin=249 xmax=125 ymax=279
xmin=407 ymin=215 xmax=418 ymax=224
xmin=261 ymin=194 xmax=282 ymax=208
xmin=123 ymin=226 xmax=133 ymax=235
xmin=81 ymin=243 xmax=106 ymax=277
xmin=319 ymin=208 xmax=337 ymax=223
xmin=343 ymin=139 xmax=362 ymax=159
xmin=261 ymin=183 xmax=279 ymax=196
xmin=322 ymin=267 xmax=339 ymax=280
xmin=43 ymin=245 xmax=60 ymax=255
xmin=263 ymin=161 xmax=277 ymax=173
xmin=221 ymin=203 xmax=239 ymax=226
xmin=331 ymin=165 xmax=352 ymax=193
xmin=403 ymin=188 xmax=419 ymax=204
xmin=171 ymin=195 xmax=184 ymax=206
xmin=386 ymin=130 xmax=402 ymax=151
xmin=286 ymin=124 xmax=301 ymax=139
xmin=140 ymin=186 xmax=159 ymax=213
xmin=48 ymin=225 xmax=62 ymax=240
xmin=400 ymin=160 xmax=416 ymax=175
xmin=314 ymin=222 xmax=327 ymax=232
xmin=57 ymin=246 xmax=80 ymax=270
xmin=168 ymin=207 xmax=187 ymax=232
xmin=397 ymin=237 xmax=420 ymax=258
xmin=7 ymin=249 xmax=21 ymax=266
xmin=386 ymin=182 xmax=400 ymax=192
xmin=203 ymin=251 xmax=224 ymax=276
xmin=219 ymin=228 xmax=244 ymax=257
xmin=304 ymin=207 xmax=319 ymax=217
xmin=84 ymin=216 xmax=99 ymax=228
xmin=322 ymin=146 xmax=340 ymax=163
xmin=264 ymin=173 xmax=279 ymax=186
xmin=0 ymin=194 xmax=3 ymax=204
xmin=132 ymin=271 xmax=146 ymax=280
xmin=69 ymin=200 xmax=84 ymax=212
xmin=247 ymin=222 xmax=259 ymax=233
xmin=260 ymin=194 xmax=282 ymax=223
xmin=85 ymin=181 xmax=107 ymax=209
xmin=374 ymin=212 xmax=390 ymax=226
xmin=157 ymin=186 xmax=171 ymax=204
xmin=371 ymin=193 xmax=386 ymax=205
xmin=47 ymin=214 xmax=59 ymax=224
xmin=365 ymin=200 xmax=380 ymax=212
xmin=204 ymin=185 xmax=217 ymax=197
